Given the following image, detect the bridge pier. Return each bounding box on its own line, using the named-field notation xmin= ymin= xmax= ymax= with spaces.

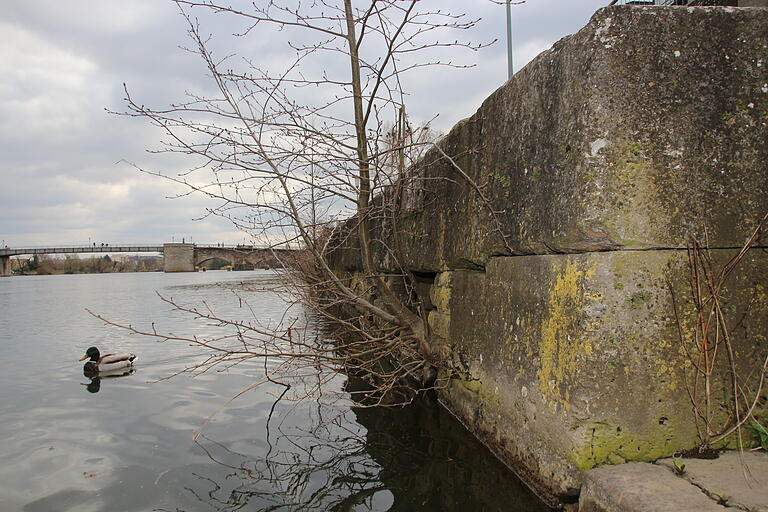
xmin=163 ymin=243 xmax=196 ymax=272
xmin=1 ymin=256 xmax=10 ymax=277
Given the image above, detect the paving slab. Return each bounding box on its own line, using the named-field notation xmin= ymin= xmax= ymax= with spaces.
xmin=658 ymin=451 xmax=768 ymax=512
xmin=579 ymin=462 xmax=727 ymax=512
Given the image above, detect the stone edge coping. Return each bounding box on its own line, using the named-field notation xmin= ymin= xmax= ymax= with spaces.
xmin=579 ymin=451 xmax=768 ymax=512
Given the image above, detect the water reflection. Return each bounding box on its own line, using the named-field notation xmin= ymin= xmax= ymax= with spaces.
xmin=81 ymin=367 xmax=136 ymax=394
xmin=173 ymin=379 xmax=551 ymax=512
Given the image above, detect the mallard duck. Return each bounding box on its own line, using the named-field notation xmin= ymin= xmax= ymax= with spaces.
xmin=79 ymin=346 xmax=137 ymax=374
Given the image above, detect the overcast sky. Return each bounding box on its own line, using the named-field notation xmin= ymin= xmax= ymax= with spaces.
xmin=0 ymin=0 xmax=607 ymax=248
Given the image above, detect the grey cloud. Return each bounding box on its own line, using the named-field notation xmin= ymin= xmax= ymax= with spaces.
xmin=0 ymin=0 xmax=610 ymax=247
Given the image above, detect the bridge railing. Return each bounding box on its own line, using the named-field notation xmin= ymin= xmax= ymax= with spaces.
xmin=0 ymin=243 xmax=304 ymax=257
xmin=0 ymin=245 xmax=165 ymax=257
xmin=0 ymin=244 xmax=166 ymax=249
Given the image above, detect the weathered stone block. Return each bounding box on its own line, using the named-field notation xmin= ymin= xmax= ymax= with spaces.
xmin=741 ymin=0 xmax=768 ymax=6
xmin=429 ymin=271 xmax=453 ymax=312
xmin=657 ymin=452 xmax=768 ymax=512
xmin=579 ymin=463 xmax=727 ymax=512
xmin=440 ymin=248 xmax=768 ymax=500
xmin=381 ymin=6 xmax=768 ymax=271
xmin=428 ymin=310 xmax=451 ymax=339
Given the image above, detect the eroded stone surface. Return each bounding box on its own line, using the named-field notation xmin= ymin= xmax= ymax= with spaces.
xmin=440 ymin=249 xmax=768 ymax=501
xmin=329 ymin=6 xmax=768 ymax=273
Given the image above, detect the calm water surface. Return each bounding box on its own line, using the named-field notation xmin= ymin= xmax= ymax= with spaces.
xmin=0 ymin=271 xmax=549 ymax=511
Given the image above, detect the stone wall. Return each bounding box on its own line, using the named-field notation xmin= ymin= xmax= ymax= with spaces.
xmin=328 ymin=5 xmax=768 ymax=503
xmin=438 ymin=250 xmax=767 ymax=500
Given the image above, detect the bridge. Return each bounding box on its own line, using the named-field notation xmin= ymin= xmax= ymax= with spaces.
xmin=0 ymin=243 xmax=297 ymax=277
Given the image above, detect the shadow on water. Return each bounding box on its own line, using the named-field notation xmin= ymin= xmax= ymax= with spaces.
xmin=157 ymin=378 xmax=552 ymax=512
xmin=349 ymin=396 xmax=550 ymax=511
xmin=81 ymin=367 xmax=136 ymax=394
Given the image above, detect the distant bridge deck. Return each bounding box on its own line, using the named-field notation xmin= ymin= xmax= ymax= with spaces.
xmin=0 ymin=244 xmax=299 ymax=276
xmin=0 ymin=245 xmax=163 ymax=257
xmin=0 ymin=244 xmax=277 ymax=258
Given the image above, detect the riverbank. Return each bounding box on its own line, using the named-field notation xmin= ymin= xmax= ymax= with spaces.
xmin=10 ymin=253 xmax=163 ymax=275
xmin=17 ymin=269 xmax=162 ymax=276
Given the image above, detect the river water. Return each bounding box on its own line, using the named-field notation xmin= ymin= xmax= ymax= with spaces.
xmin=0 ymin=271 xmax=549 ymax=511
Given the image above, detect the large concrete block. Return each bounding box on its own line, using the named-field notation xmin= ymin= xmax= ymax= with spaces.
xmin=363 ymin=6 xmax=768 ymax=272
xmin=439 ymin=248 xmax=768 ymax=500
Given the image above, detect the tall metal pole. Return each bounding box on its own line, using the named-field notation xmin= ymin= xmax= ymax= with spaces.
xmin=506 ymin=0 xmax=514 ymax=79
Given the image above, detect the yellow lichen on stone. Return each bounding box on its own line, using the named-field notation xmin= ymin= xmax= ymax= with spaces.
xmin=428 ymin=310 xmax=451 ymax=339
xmin=538 ymin=260 xmax=595 ymax=407
xmin=752 ymin=283 xmax=768 ymax=309
xmin=430 ymin=272 xmax=453 ymax=312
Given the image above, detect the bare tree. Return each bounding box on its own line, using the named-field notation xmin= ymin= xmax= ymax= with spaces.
xmin=110 ymin=1 xmax=492 ymax=405
xmin=672 ymin=212 xmax=768 ymax=453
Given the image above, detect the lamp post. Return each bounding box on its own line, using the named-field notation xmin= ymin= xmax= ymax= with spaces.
xmin=506 ymin=0 xmax=514 ymax=79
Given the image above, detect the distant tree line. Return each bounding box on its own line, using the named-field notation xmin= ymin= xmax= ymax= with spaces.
xmin=15 ymin=254 xmax=162 ymax=275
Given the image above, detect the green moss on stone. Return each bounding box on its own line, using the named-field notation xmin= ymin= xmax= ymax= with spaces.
xmin=449 ymin=373 xmax=502 ymax=410
xmin=569 ymin=421 xmax=676 ymax=471
xmin=627 ymin=291 xmax=652 ymax=309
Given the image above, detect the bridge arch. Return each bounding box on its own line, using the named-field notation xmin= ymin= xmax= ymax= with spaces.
xmin=164 ymin=244 xmax=285 ymax=272
xmin=195 ymin=255 xmax=234 ymax=269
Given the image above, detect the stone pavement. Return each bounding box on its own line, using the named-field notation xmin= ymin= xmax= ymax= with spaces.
xmin=578 ymin=451 xmax=768 ymax=512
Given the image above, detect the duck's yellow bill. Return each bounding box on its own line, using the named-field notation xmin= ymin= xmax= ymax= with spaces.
xmin=79 ymin=354 xmax=89 ymax=361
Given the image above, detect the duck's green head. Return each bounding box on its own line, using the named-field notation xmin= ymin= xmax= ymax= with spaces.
xmin=79 ymin=346 xmax=100 ymax=362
